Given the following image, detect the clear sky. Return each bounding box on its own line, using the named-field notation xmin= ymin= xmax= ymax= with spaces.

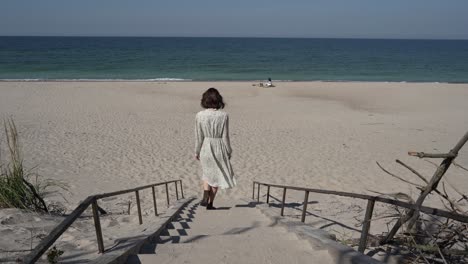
xmin=1 ymin=0 xmax=467 ymax=39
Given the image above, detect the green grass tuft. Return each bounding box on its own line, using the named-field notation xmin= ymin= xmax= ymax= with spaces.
xmin=0 ymin=118 xmax=67 ymax=212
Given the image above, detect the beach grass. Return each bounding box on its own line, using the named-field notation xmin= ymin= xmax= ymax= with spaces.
xmin=0 ymin=119 xmax=65 ymax=212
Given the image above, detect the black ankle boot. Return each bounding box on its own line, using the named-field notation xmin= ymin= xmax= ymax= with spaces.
xmin=200 ymin=190 xmax=210 ymax=206
xmin=207 ymin=202 xmax=216 ymax=210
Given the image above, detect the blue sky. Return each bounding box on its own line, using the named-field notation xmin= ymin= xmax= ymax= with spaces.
xmin=1 ymin=0 xmax=467 ymax=39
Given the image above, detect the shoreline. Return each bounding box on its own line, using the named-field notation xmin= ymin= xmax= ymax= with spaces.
xmin=1 ymin=79 xmax=468 ymax=84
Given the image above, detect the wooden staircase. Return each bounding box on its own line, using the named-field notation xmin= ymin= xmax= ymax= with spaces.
xmin=126 ymin=198 xmax=333 ymax=264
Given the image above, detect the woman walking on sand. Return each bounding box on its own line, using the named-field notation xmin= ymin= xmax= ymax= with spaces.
xmin=195 ymin=88 xmax=236 ymax=210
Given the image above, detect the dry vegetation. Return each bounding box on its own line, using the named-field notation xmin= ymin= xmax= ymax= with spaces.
xmin=372 ymin=132 xmax=468 ymax=263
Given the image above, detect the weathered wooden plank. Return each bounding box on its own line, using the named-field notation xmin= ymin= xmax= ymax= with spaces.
xmin=180 ymin=180 xmax=184 ymax=199
xmin=358 ymin=199 xmax=375 ymax=253
xmin=252 ymin=182 xmax=255 ymax=200
xmin=152 ymin=186 xmax=158 ymax=216
xmin=255 ymin=181 xmax=374 ymax=200
xmin=266 ymin=186 xmax=270 ymax=205
xmin=374 ymin=196 xmax=468 ymax=223
xmin=301 ymin=191 xmax=309 ymax=223
xmin=135 ymin=191 xmax=143 ymax=225
xmin=165 ymin=183 xmax=170 ymax=207
xmin=92 ymin=199 xmax=105 ymax=253
xmin=281 ymin=187 xmax=287 ymax=216
xmin=257 ymin=183 xmax=260 ymax=202
xmin=254 ymin=181 xmax=468 ymax=223
xmin=94 ymin=180 xmax=179 ymax=200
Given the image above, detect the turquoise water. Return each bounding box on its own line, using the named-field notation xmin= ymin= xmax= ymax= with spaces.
xmin=1 ymin=37 xmax=468 ymax=82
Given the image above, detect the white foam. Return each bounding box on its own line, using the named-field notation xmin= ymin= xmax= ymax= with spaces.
xmin=147 ymin=78 xmax=190 ymax=81
xmin=0 ymin=78 xmax=192 ymax=82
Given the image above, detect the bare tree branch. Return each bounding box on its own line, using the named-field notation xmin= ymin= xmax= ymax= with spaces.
xmin=453 ymin=161 xmax=468 ymax=172
xmin=440 ymin=182 xmax=464 ymax=213
xmin=396 ymin=159 xmax=429 ymax=184
xmin=444 ymin=179 xmax=468 ymax=203
xmin=410 ymin=236 xmax=431 ymax=264
xmin=376 ymin=161 xmax=424 ymax=188
xmin=437 ymin=245 xmax=448 ymax=264
xmin=424 ymin=159 xmax=439 ymax=167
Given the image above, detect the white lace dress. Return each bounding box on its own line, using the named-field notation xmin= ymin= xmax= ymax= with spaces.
xmin=195 ymin=109 xmax=236 ymax=189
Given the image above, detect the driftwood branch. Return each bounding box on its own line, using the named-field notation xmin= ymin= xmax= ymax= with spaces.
xmin=408 ymin=152 xmax=456 ymax=159
xmin=380 ymin=130 xmax=468 ymax=245
xmin=22 ymin=179 xmax=48 ymax=213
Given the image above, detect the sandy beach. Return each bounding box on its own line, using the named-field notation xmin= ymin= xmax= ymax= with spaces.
xmin=1 ymin=81 xmax=468 ymax=261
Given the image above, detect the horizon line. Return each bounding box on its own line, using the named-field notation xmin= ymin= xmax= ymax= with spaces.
xmin=1 ymin=35 xmax=468 ymax=41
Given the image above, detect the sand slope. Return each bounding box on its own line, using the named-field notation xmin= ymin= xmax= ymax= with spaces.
xmin=0 ymin=81 xmax=467 ymax=261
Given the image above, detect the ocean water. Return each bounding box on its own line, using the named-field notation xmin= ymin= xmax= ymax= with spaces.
xmin=1 ymin=36 xmax=468 ymax=82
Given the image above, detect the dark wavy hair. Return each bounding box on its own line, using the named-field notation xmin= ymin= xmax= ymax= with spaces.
xmin=201 ymin=88 xmax=225 ymax=109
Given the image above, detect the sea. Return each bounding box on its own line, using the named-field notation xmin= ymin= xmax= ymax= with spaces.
xmin=1 ymin=36 xmax=468 ymax=83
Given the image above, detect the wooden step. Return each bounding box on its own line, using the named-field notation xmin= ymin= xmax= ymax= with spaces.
xmin=140 ymin=233 xmax=307 ymax=254
xmin=158 ymin=221 xmax=300 ymax=238
xmin=128 ymin=242 xmax=332 ymax=264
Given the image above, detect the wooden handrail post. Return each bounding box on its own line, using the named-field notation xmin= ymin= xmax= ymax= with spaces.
xmin=358 ymin=199 xmax=375 ymax=253
xmin=175 ymin=181 xmax=179 ymax=200
xmin=92 ymin=199 xmax=105 ymax=253
xmin=180 ymin=180 xmax=184 ymax=199
xmin=257 ymin=183 xmax=260 ymax=202
xmin=301 ymin=191 xmax=309 ymax=223
xmin=135 ymin=191 xmax=143 ymax=225
xmin=152 ymin=186 xmax=158 ymax=216
xmin=281 ymin=187 xmax=287 ymax=216
xmin=252 ymin=182 xmax=255 ymax=199
xmin=266 ymin=186 xmax=270 ymax=205
xmin=165 ymin=182 xmax=170 ymax=207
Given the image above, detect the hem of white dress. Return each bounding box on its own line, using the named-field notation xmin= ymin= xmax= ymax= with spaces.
xmin=202 ymin=177 xmax=236 ymax=190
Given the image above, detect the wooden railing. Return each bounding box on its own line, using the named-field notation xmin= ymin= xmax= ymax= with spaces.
xmin=23 ymin=179 xmax=184 ymax=264
xmin=252 ymin=181 xmax=468 ymax=253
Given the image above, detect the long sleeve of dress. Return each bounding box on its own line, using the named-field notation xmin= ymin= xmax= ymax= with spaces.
xmin=222 ymin=115 xmax=232 ymax=158
xmin=195 ymin=115 xmax=204 ymax=156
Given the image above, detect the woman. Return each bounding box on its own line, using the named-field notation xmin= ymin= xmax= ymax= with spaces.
xmin=195 ymin=88 xmax=236 ymax=210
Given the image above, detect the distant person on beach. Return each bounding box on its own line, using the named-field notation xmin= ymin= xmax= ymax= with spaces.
xmin=258 ymin=78 xmax=274 ymax=87
xmin=195 ymin=88 xmax=236 ymax=210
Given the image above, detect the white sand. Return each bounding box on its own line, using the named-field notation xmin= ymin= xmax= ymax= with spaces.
xmin=1 ymin=81 xmax=467 ymax=261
